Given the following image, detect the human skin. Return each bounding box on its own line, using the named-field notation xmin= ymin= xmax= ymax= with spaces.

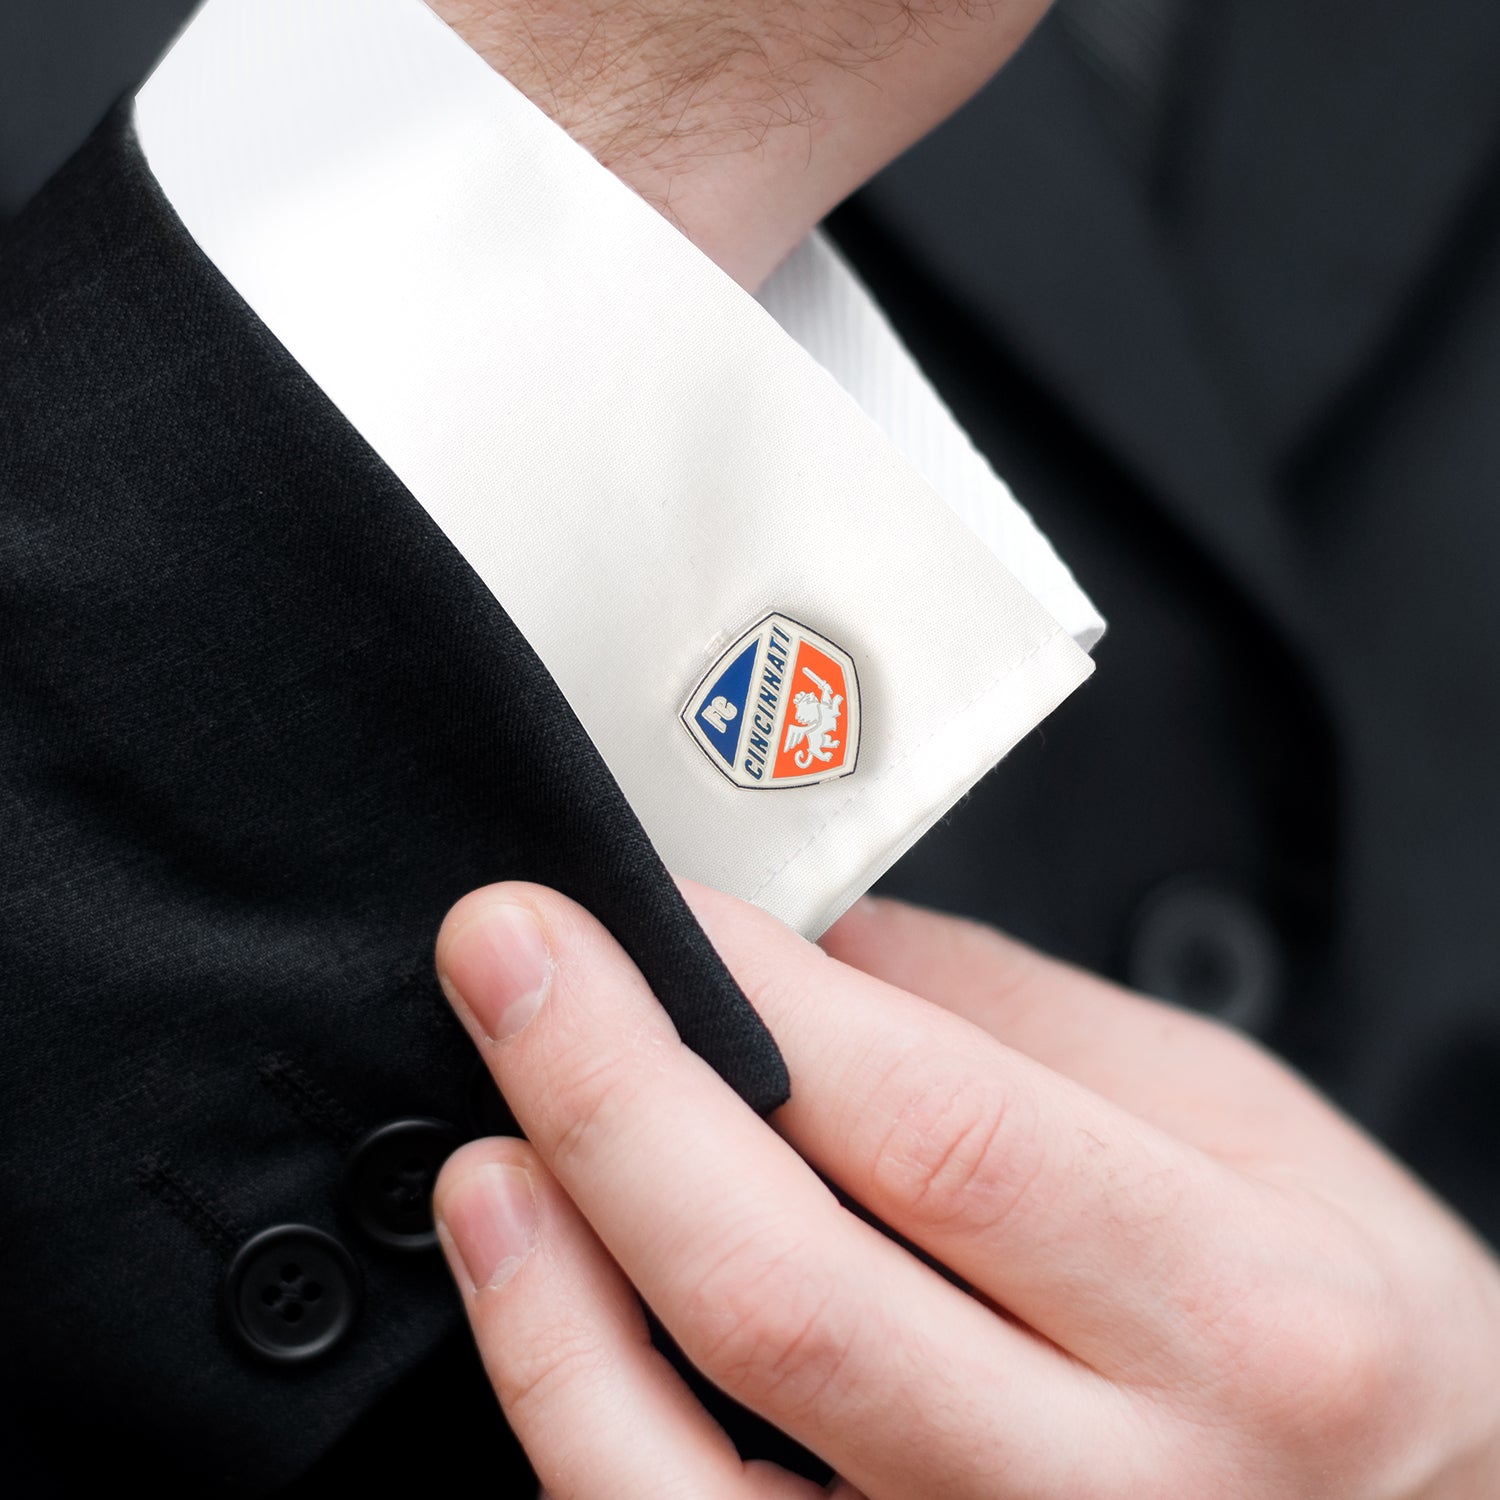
xmin=431 ymin=881 xmax=1500 ymax=1497
xmin=426 ymin=0 xmax=1052 ymax=289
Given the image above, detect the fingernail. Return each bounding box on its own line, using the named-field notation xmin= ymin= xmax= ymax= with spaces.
xmin=439 ymin=1163 xmax=538 ymax=1292
xmin=440 ymin=901 xmax=553 ymax=1042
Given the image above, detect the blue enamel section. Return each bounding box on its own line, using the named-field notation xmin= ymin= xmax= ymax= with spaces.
xmin=695 ymin=638 xmax=758 ymax=766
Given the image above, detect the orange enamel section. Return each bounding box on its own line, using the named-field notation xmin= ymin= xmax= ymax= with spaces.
xmin=771 ymin=639 xmax=850 ymax=780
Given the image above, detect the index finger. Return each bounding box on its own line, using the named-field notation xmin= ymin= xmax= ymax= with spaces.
xmin=820 ymin=895 xmax=1370 ymax=1173
xmin=436 ymin=883 xmax=1125 ymax=1500
xmin=675 ymin=880 xmax=1271 ymax=1386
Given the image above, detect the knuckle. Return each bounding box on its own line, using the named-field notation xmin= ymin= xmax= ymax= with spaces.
xmin=493 ymin=1317 xmax=612 ymax=1423
xmin=1191 ymin=1255 xmax=1401 ymax=1469
xmin=1265 ymin=1295 xmax=1399 ymax=1447
xmin=541 ymin=1040 xmax=640 ymax=1174
xmin=728 ymin=932 xmax=832 ymax=1035
xmin=869 ymin=1069 xmax=1045 ymax=1239
xmin=681 ymin=1228 xmax=859 ymax=1418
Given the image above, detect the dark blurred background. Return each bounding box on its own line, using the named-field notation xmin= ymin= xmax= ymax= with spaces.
xmin=0 ymin=0 xmax=197 ymax=220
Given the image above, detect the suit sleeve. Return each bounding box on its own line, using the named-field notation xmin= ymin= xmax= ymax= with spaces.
xmin=0 ymin=103 xmax=787 ymax=1494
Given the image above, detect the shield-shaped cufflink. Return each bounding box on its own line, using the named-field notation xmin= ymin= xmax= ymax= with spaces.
xmin=681 ymin=613 xmax=860 ymax=789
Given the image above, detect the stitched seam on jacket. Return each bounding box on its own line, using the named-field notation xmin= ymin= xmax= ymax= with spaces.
xmin=256 ymin=1053 xmax=363 ymax=1148
xmin=135 ymin=1153 xmax=246 ymax=1254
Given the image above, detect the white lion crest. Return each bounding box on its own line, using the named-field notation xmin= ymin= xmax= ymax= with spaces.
xmin=782 ymin=667 xmax=844 ymax=769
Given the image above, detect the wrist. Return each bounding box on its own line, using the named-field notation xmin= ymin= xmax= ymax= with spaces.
xmin=427 ymin=0 xmax=1049 ymax=290
xmin=428 ymin=0 xmax=852 ymax=287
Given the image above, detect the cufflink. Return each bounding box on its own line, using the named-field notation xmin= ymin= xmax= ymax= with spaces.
xmin=682 ymin=613 xmax=860 ymax=789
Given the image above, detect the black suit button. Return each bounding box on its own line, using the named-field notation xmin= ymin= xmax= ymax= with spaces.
xmin=465 ymin=1059 xmax=522 ymax=1139
xmin=1125 ymin=880 xmax=1282 ymax=1033
xmin=343 ymin=1117 xmax=463 ymax=1251
xmin=225 ymin=1225 xmax=359 ymax=1363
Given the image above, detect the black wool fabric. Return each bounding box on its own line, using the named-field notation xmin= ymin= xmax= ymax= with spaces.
xmin=0 ymin=101 xmax=787 ymax=1493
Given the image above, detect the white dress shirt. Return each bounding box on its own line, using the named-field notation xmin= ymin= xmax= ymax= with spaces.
xmin=135 ymin=0 xmax=1103 ymax=936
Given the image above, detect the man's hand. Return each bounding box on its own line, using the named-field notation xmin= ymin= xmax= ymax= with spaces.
xmin=430 ymin=881 xmax=1500 ymax=1497
xmin=428 ymin=0 xmax=1050 ymax=288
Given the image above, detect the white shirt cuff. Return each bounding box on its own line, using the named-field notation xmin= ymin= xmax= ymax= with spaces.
xmin=136 ymin=0 xmax=1101 ymax=936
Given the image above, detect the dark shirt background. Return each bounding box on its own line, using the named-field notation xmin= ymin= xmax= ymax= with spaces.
xmin=0 ymin=0 xmax=196 ymax=221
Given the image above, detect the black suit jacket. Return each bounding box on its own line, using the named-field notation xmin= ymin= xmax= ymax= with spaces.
xmin=9 ymin=2 xmax=1500 ymax=1492
xmin=0 ymin=102 xmax=790 ymax=1493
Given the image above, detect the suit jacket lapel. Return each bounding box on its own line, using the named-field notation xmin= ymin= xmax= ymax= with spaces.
xmin=853 ymin=16 xmax=1311 ymax=642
